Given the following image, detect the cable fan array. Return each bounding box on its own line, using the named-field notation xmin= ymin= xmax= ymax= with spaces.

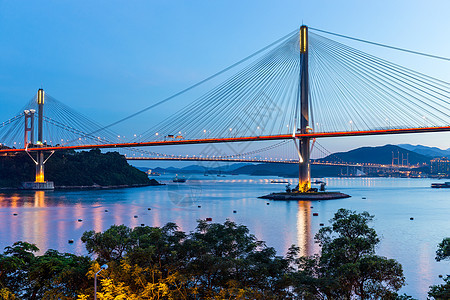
xmin=134 ymin=29 xmax=450 ymax=142
xmin=2 ymin=27 xmax=450 ymax=161
xmin=137 ymin=31 xmax=302 ymax=142
xmin=308 ymin=31 xmax=450 ymax=132
xmin=0 ymin=95 xmax=122 ymax=148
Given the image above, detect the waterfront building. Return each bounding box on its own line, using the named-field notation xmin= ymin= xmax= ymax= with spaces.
xmin=430 ymin=157 xmax=450 ymax=175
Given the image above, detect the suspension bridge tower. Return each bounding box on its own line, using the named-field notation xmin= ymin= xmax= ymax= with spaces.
xmin=21 ymin=88 xmax=54 ymax=190
xmin=298 ymin=25 xmax=311 ymax=192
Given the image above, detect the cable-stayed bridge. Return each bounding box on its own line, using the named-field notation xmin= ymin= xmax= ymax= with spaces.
xmin=0 ymin=26 xmax=449 ymax=190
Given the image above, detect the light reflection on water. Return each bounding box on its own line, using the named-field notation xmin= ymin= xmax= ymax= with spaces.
xmin=0 ymin=176 xmax=448 ymax=298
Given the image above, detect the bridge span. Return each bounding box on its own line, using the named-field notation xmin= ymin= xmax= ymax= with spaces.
xmin=125 ymin=156 xmax=419 ymax=171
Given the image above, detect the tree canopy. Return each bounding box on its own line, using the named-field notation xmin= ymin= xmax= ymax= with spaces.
xmin=0 ymin=210 xmax=414 ymax=299
xmin=428 ymin=237 xmax=450 ymax=300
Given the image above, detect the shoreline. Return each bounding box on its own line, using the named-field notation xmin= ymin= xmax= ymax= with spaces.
xmin=0 ymin=182 xmax=165 ymax=191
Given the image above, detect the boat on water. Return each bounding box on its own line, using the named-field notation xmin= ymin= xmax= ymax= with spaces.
xmin=146 ymin=169 xmax=161 ymax=176
xmin=173 ymin=175 xmax=186 ymax=183
xmin=271 ymin=180 xmax=289 ymax=184
xmin=431 ymin=182 xmax=450 ymax=188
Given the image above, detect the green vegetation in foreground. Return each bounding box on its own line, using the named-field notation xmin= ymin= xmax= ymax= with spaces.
xmin=0 ymin=149 xmax=153 ymax=188
xmin=0 ymin=209 xmax=447 ymax=299
xmin=429 ymin=237 xmax=450 ymax=299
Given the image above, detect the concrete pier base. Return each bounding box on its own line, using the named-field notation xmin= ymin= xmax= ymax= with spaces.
xmin=21 ymin=181 xmax=54 ymax=190
xmin=259 ymin=191 xmax=350 ymax=201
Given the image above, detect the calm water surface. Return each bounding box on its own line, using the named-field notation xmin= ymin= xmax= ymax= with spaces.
xmin=0 ymin=176 xmax=449 ymax=298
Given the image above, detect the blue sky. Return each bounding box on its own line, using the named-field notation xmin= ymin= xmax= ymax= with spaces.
xmin=1 ymin=0 xmax=450 ymax=160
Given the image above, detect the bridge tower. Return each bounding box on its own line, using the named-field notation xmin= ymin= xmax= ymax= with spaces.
xmin=21 ymin=89 xmax=54 ymax=190
xmin=298 ymin=25 xmax=311 ymax=192
xmin=36 ymin=88 xmax=45 ymax=182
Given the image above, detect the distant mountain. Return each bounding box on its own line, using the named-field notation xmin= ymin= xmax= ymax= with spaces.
xmin=181 ymin=165 xmax=206 ymax=172
xmin=317 ymin=144 xmax=431 ymax=165
xmin=232 ymin=163 xmax=297 ymax=177
xmin=142 ymin=145 xmax=434 ymax=178
xmin=146 ymin=163 xmax=256 ymax=174
xmin=398 ymin=144 xmax=450 ymax=158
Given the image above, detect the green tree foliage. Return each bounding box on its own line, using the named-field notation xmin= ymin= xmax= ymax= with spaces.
xmin=0 ymin=149 xmax=151 ymax=188
xmin=0 ymin=242 xmax=39 ymax=297
xmin=0 ymin=242 xmax=91 ymax=300
xmin=292 ymin=208 xmax=405 ymax=299
xmin=428 ymin=237 xmax=450 ymax=299
xmin=80 ymin=220 xmax=293 ymax=299
xmin=182 ymin=220 xmax=292 ymax=298
xmin=1 ymin=211 xmax=411 ymax=299
xmin=435 ymin=237 xmax=450 ymax=262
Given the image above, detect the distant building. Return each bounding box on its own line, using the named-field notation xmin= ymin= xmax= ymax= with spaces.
xmin=430 ymin=157 xmax=450 ymax=175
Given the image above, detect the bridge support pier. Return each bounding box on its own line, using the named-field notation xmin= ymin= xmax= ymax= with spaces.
xmin=298 ymin=137 xmax=310 ymax=192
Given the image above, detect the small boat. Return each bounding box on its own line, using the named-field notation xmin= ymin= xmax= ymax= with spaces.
xmin=271 ymin=180 xmax=289 ymax=184
xmin=173 ymin=175 xmax=186 ymax=183
xmin=431 ymin=182 xmax=450 ymax=188
xmin=146 ymin=169 xmax=161 ymax=176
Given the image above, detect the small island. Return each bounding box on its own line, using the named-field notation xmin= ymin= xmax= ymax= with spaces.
xmin=0 ymin=149 xmax=162 ymax=189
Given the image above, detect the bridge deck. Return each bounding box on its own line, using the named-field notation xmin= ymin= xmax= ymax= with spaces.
xmin=1 ymin=126 xmax=450 ymax=154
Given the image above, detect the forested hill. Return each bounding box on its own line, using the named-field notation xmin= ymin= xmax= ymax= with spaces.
xmin=316 ymin=144 xmax=431 ymax=165
xmin=0 ymin=149 xmax=153 ymax=188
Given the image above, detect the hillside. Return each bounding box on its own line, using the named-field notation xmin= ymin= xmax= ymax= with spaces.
xmin=317 ymin=144 xmax=431 ymax=165
xmin=0 ymin=149 xmax=157 ymax=188
xmin=398 ymin=144 xmax=450 ymax=158
xmin=141 ymin=144 xmax=434 ymax=178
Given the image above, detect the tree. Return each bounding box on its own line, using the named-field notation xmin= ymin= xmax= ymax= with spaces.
xmin=81 ymin=224 xmax=135 ymax=263
xmin=429 ymin=237 xmax=450 ymax=299
xmin=435 ymin=237 xmax=450 ymax=262
xmin=77 ymin=261 xmax=192 ymax=300
xmin=293 ymin=208 xmax=405 ymax=299
xmin=27 ymin=250 xmax=91 ymax=299
xmin=0 ymin=242 xmax=39 ymax=298
xmin=183 ymin=219 xmax=292 ymax=299
xmin=79 ymin=221 xmax=293 ymax=299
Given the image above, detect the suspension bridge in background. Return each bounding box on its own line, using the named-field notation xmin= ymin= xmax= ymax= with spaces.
xmin=1 ymin=25 xmax=450 ymax=190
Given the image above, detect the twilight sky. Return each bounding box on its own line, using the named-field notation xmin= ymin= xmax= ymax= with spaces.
xmin=1 ymin=0 xmax=450 ymax=158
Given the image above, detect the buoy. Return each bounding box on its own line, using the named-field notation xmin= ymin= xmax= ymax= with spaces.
xmin=77 ymin=219 xmax=82 ymax=222
xmin=104 ymin=209 xmax=108 ymax=212
xmin=68 ymin=239 xmax=74 ymax=244
xmin=13 ymin=213 xmax=18 ymax=216
xmin=410 ymin=217 xmax=414 ymax=220
xmin=206 ymin=217 xmax=212 ymax=221
xmin=147 ymin=208 xmax=151 ymax=210
xmin=319 ymin=223 xmax=324 ymax=226
xmin=134 ymin=215 xmax=138 ymax=218
xmin=233 ymin=210 xmax=237 ymax=213
xmin=313 ymin=213 xmax=319 ymax=216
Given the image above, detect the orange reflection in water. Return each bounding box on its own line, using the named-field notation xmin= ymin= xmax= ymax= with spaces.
xmin=0 ymin=193 xmax=21 ymax=208
xmin=26 ymin=191 xmax=49 ymax=251
xmin=34 ymin=191 xmax=46 ymax=207
xmin=297 ymin=201 xmax=313 ymax=257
